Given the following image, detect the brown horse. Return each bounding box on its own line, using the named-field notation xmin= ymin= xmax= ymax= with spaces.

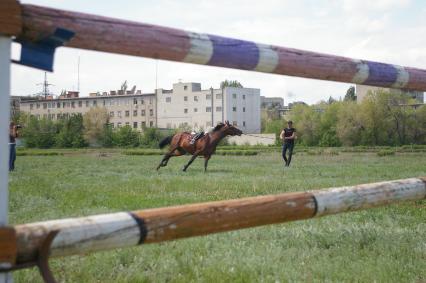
xmin=157 ymin=121 xmax=242 ymax=172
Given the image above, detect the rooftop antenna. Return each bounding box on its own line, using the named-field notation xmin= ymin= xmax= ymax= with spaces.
xmin=77 ymin=55 xmax=80 ymax=92
xmin=155 ymin=59 xmax=158 ymax=90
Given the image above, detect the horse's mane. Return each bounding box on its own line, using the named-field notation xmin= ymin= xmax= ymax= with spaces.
xmin=212 ymin=123 xmax=225 ymax=132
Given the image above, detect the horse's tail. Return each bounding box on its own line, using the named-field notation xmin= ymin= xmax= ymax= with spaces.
xmin=159 ymin=135 xmax=174 ymax=149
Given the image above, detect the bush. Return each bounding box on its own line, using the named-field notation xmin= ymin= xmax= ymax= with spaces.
xmin=377 ymin=150 xmax=395 ymax=157
xmin=114 ymin=126 xmax=140 ymax=147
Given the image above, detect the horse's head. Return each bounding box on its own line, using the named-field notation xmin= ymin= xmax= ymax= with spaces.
xmin=222 ymin=120 xmax=242 ymax=136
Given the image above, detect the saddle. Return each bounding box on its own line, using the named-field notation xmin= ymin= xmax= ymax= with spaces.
xmin=189 ymin=132 xmax=205 ymax=144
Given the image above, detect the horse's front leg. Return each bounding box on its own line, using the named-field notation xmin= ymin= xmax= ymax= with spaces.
xmin=204 ymin=155 xmax=211 ymax=172
xmin=182 ymin=152 xmax=199 ymax=172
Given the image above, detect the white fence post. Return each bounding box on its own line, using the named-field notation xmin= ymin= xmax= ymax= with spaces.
xmin=0 ymin=36 xmax=12 ymax=283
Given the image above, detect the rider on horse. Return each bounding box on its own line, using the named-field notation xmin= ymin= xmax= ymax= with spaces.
xmin=189 ymin=126 xmax=214 ymax=145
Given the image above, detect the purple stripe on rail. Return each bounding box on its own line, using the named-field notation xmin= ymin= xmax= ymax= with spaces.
xmin=207 ymin=35 xmax=259 ymax=70
xmin=364 ymin=61 xmax=398 ymax=87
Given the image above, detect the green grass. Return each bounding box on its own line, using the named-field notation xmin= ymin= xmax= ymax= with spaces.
xmin=9 ymin=150 xmax=426 ymax=282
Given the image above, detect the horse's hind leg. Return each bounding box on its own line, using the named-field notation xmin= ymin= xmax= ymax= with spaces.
xmin=156 ymin=147 xmax=178 ymax=170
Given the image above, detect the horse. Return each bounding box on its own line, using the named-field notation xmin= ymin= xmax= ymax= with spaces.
xmin=157 ymin=121 xmax=243 ymax=172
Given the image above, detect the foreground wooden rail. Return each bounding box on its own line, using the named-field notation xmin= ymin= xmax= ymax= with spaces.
xmin=1 ymin=1 xmax=426 ymax=90
xmin=0 ymin=177 xmax=424 ymax=268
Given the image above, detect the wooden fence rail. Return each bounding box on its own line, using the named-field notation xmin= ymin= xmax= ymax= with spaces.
xmin=1 ymin=177 xmax=424 ymax=267
xmin=1 ymin=1 xmax=426 ymax=90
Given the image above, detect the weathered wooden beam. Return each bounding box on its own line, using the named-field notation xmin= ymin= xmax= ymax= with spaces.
xmin=6 ymin=4 xmax=425 ymax=91
xmin=1 ymin=177 xmax=423 ymax=265
xmin=0 ymin=0 xmax=22 ymax=37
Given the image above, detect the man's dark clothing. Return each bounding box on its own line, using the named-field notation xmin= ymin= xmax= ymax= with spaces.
xmin=282 ymin=127 xmax=296 ymax=166
xmin=283 ymin=127 xmax=296 ymax=144
xmin=9 ymin=144 xmax=16 ymax=171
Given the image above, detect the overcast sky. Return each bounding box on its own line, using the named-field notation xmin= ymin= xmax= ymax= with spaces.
xmin=11 ymin=0 xmax=426 ymax=104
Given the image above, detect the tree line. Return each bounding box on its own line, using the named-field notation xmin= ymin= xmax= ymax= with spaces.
xmin=263 ymin=89 xmax=426 ymax=146
xmin=16 ymin=107 xmax=167 ymax=148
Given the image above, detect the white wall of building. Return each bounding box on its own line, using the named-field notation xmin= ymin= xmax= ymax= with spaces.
xmin=157 ymin=83 xmax=261 ymax=133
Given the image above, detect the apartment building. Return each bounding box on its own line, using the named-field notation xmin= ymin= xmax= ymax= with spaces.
xmin=18 ymin=82 xmax=261 ymax=133
xmin=156 ymin=82 xmax=261 ymax=133
xmin=19 ymin=90 xmax=156 ymax=130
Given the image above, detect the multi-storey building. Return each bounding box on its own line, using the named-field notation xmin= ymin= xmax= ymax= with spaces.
xmin=17 ymin=82 xmax=261 ymax=133
xmin=156 ymin=82 xmax=260 ymax=133
xmin=19 ymin=90 xmax=156 ymax=130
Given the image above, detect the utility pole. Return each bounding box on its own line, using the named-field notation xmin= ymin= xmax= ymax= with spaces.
xmin=210 ymin=87 xmax=214 ymax=127
xmin=77 ymin=55 xmax=80 ymax=92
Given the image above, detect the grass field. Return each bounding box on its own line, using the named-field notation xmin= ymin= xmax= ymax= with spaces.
xmin=8 ymin=150 xmax=426 ymax=282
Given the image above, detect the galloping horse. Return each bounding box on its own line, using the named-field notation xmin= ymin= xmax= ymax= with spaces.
xmin=157 ymin=121 xmax=242 ymax=172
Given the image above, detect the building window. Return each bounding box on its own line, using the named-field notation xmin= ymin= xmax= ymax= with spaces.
xmin=141 ymin=110 xmax=145 ymax=116
xmin=78 ymin=101 xmax=82 ymax=107
xmin=43 ymin=103 xmax=47 ymax=109
xmin=86 ymin=101 xmax=89 ymax=107
xmin=118 ymin=111 xmax=122 ymax=118
xmin=216 ymin=106 xmax=222 ymax=112
xmin=30 ymin=104 xmax=33 ymax=110
xmin=133 ymin=110 xmax=137 ymax=116
xmin=71 ymin=101 xmax=75 ymax=108
xmin=125 ymin=111 xmax=130 ymax=117
xmin=93 ymin=100 xmax=97 ymax=106
xmin=133 ymin=98 xmax=138 ymax=105
xmin=57 ymin=103 xmax=60 ymax=108
xmin=125 ymin=122 xmax=130 ymax=126
xmin=141 ymin=121 xmax=146 ymax=128
xmin=150 ymin=121 xmax=154 ymax=127
xmin=184 ymin=96 xmax=188 ymax=102
xmin=166 ymin=97 xmax=171 ymax=103
xmin=56 ymin=114 xmax=61 ymax=119
xmin=194 ymin=96 xmax=198 ymax=102
xmin=103 ymin=100 xmax=106 ymax=106
xmin=111 ymin=123 xmax=114 ymax=128
xmin=194 ymin=108 xmax=198 ymax=113
xmin=243 ymin=107 xmax=246 ymax=112
xmin=36 ymin=103 xmax=40 ymax=109
xmin=141 ymin=99 xmax=144 ymax=105
xmin=149 ymin=98 xmax=153 ymax=104
xmin=233 ymin=107 xmax=237 ymax=112
xmin=184 ymin=85 xmax=188 ymax=90
xmin=206 ymin=107 xmax=212 ymax=112
xmin=110 ymin=111 xmax=114 ymax=117
xmin=233 ymin=121 xmax=237 ymax=126
xmin=117 ymin=122 xmax=122 ymax=128
xmin=206 ymin=94 xmax=212 ymax=100
xmin=243 ymin=121 xmax=246 ymax=127
xmin=216 ymin=94 xmax=222 ymax=99
xmin=48 ymin=103 xmax=52 ymax=109
xmin=243 ymin=94 xmax=246 ymax=100
xmin=184 ymin=108 xmax=188 ymax=114
xmin=232 ymin=93 xmax=237 ymax=99
xmin=133 ymin=122 xmax=138 ymax=128
xmin=149 ymin=109 xmax=153 ymax=116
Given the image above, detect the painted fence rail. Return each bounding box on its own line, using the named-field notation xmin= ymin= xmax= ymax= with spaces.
xmin=0 ymin=177 xmax=424 ymax=266
xmin=1 ymin=1 xmax=426 ymax=90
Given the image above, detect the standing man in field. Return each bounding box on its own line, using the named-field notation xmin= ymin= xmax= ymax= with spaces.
xmin=280 ymin=120 xmax=296 ymax=167
xmin=9 ymin=122 xmax=19 ymax=171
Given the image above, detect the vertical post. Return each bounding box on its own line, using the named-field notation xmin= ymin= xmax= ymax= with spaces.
xmin=0 ymin=36 xmax=12 ymax=283
xmin=210 ymin=87 xmax=214 ymax=127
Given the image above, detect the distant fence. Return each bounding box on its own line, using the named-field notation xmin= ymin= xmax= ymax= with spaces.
xmin=229 ymin=134 xmax=276 ymax=146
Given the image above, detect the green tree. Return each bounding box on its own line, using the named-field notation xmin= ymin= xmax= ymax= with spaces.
xmin=344 ymin=86 xmax=356 ymax=101
xmin=220 ymin=80 xmax=243 ymax=89
xmin=114 ymin=126 xmax=140 ymax=147
xmin=55 ymin=115 xmax=86 ymax=148
xmin=336 ymin=102 xmax=363 ymax=146
xmin=289 ymin=104 xmax=320 ymax=146
xmin=83 ymin=107 xmax=109 ymax=146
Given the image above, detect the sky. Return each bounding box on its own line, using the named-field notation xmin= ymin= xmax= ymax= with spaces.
xmin=11 ymin=0 xmax=426 ymax=105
